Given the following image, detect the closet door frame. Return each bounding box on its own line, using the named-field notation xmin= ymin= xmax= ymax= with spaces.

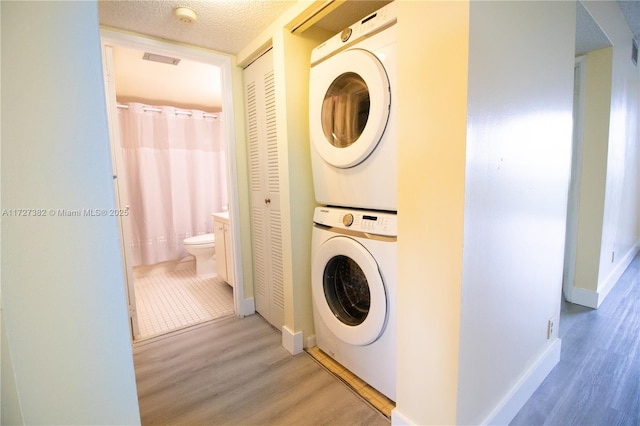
xmin=243 ymin=48 xmax=286 ymax=330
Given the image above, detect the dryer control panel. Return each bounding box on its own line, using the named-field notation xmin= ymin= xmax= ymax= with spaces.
xmin=310 ymin=1 xmax=397 ymax=65
xmin=313 ymin=207 xmax=397 ymax=237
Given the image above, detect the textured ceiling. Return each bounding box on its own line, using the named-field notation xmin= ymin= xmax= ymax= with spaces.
xmin=98 ymin=0 xmax=296 ymax=55
xmin=618 ymin=0 xmax=640 ymax=44
xmin=575 ymin=1 xmax=611 ymax=55
xmin=99 ymin=1 xmax=639 ymax=57
xmin=99 ymin=0 xmax=394 ymax=111
xmin=100 ymin=0 xmax=639 ymax=112
xmin=576 ymin=1 xmax=640 ymax=55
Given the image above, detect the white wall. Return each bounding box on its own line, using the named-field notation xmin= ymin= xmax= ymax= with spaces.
xmin=0 ymin=2 xmax=4 ymax=422
xmin=395 ymin=2 xmax=469 ymax=424
xmin=457 ymin=1 xmax=575 ymax=424
xmin=394 ymin=2 xmax=576 ymax=424
xmin=565 ymin=0 xmax=640 ymax=308
xmin=274 ymin=26 xmax=331 ymax=347
xmin=1 ymin=2 xmax=140 ymax=424
xmin=588 ymin=1 xmax=640 ymax=304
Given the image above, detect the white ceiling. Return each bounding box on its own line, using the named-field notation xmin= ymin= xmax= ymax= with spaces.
xmin=100 ymin=0 xmax=392 ymax=111
xmin=575 ymin=1 xmax=611 ymax=55
xmin=100 ymin=0 xmax=639 ymax=112
xmin=112 ymin=45 xmax=223 ymax=112
xmin=99 ymin=0 xmax=639 ymax=55
xmin=617 ymin=1 xmax=640 ymax=45
xmin=99 ymin=0 xmax=296 ymax=55
xmin=575 ymin=1 xmax=640 ymax=55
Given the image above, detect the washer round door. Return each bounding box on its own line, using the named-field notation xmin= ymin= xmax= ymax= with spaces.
xmin=312 ymin=235 xmax=388 ymax=346
xmin=309 ymin=48 xmax=391 ymax=169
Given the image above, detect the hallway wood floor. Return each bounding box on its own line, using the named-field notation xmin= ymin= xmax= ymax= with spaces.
xmin=133 ymin=314 xmax=389 ymax=425
xmin=133 ymin=256 xmax=640 ymax=425
xmin=511 ymin=254 xmax=640 ymax=425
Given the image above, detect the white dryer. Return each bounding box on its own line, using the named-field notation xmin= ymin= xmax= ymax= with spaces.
xmin=309 ymin=2 xmax=397 ymax=212
xmin=311 ymin=206 xmax=397 ymax=401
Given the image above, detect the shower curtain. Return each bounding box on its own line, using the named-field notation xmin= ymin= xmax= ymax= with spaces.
xmin=117 ymin=102 xmax=228 ymax=266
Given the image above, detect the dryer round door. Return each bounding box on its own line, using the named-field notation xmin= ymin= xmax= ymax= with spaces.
xmin=309 ymin=48 xmax=391 ymax=169
xmin=312 ymin=235 xmax=387 ymax=346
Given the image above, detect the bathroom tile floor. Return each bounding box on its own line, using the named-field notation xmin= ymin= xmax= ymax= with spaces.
xmin=134 ymin=267 xmax=234 ymax=341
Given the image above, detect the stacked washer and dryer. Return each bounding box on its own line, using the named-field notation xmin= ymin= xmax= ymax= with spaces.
xmin=309 ymin=2 xmax=398 ymax=402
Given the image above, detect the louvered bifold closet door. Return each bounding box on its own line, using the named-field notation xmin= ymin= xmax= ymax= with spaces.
xmin=243 ymin=49 xmax=285 ymax=330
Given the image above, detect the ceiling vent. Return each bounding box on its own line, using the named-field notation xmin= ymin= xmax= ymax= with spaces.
xmin=142 ymin=52 xmax=181 ymax=66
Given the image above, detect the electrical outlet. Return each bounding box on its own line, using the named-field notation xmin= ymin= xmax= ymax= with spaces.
xmin=547 ymin=319 xmax=554 ymax=339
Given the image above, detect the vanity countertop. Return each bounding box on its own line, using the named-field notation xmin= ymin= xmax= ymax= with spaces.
xmin=212 ymin=211 xmax=229 ymax=222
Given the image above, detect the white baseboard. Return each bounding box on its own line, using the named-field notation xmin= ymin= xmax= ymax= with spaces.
xmin=391 ymin=408 xmax=418 ymax=425
xmin=306 ymin=334 xmax=316 ymax=349
xmin=391 ymin=340 xmax=561 ymax=425
xmin=282 ymin=325 xmax=303 ymax=355
xmin=569 ymin=243 xmax=639 ymax=309
xmin=239 ymin=297 xmax=255 ymax=317
xmin=598 ymin=243 xmax=639 ymax=305
xmin=570 ymin=286 xmax=599 ymax=308
xmin=483 ymin=338 xmax=562 ymax=425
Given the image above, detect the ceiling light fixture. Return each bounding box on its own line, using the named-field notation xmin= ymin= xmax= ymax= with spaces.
xmin=174 ymin=6 xmax=197 ymax=24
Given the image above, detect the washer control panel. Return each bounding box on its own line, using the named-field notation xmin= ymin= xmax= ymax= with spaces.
xmin=314 ymin=207 xmax=397 ymax=237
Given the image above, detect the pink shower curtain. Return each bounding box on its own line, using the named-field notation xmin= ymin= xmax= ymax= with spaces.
xmin=117 ymin=103 xmax=228 ymax=266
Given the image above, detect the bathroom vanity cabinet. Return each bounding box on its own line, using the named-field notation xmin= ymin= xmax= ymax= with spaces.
xmin=213 ymin=212 xmax=234 ymax=287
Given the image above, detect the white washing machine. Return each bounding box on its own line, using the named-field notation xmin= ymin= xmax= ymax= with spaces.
xmin=311 ymin=206 xmax=397 ymax=401
xmin=309 ymin=2 xmax=397 ymax=212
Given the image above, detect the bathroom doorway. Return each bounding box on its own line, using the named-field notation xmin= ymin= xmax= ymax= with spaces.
xmin=560 ymin=1 xmax=614 ymax=335
xmin=101 ymin=30 xmax=245 ymax=341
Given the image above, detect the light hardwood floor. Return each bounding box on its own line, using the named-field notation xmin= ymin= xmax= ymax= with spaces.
xmin=135 ymin=256 xmax=640 ymax=425
xmin=511 ymin=254 xmax=640 ymax=425
xmin=133 ymin=314 xmax=390 ymax=425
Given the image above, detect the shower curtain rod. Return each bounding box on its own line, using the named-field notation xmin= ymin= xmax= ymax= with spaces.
xmin=116 ymin=103 xmax=218 ymax=119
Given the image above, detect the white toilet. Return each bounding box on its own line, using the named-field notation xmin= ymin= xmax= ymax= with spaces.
xmin=183 ymin=233 xmax=215 ymax=276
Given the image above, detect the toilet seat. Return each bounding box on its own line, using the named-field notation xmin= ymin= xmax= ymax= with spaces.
xmin=184 ymin=233 xmax=215 ymax=246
